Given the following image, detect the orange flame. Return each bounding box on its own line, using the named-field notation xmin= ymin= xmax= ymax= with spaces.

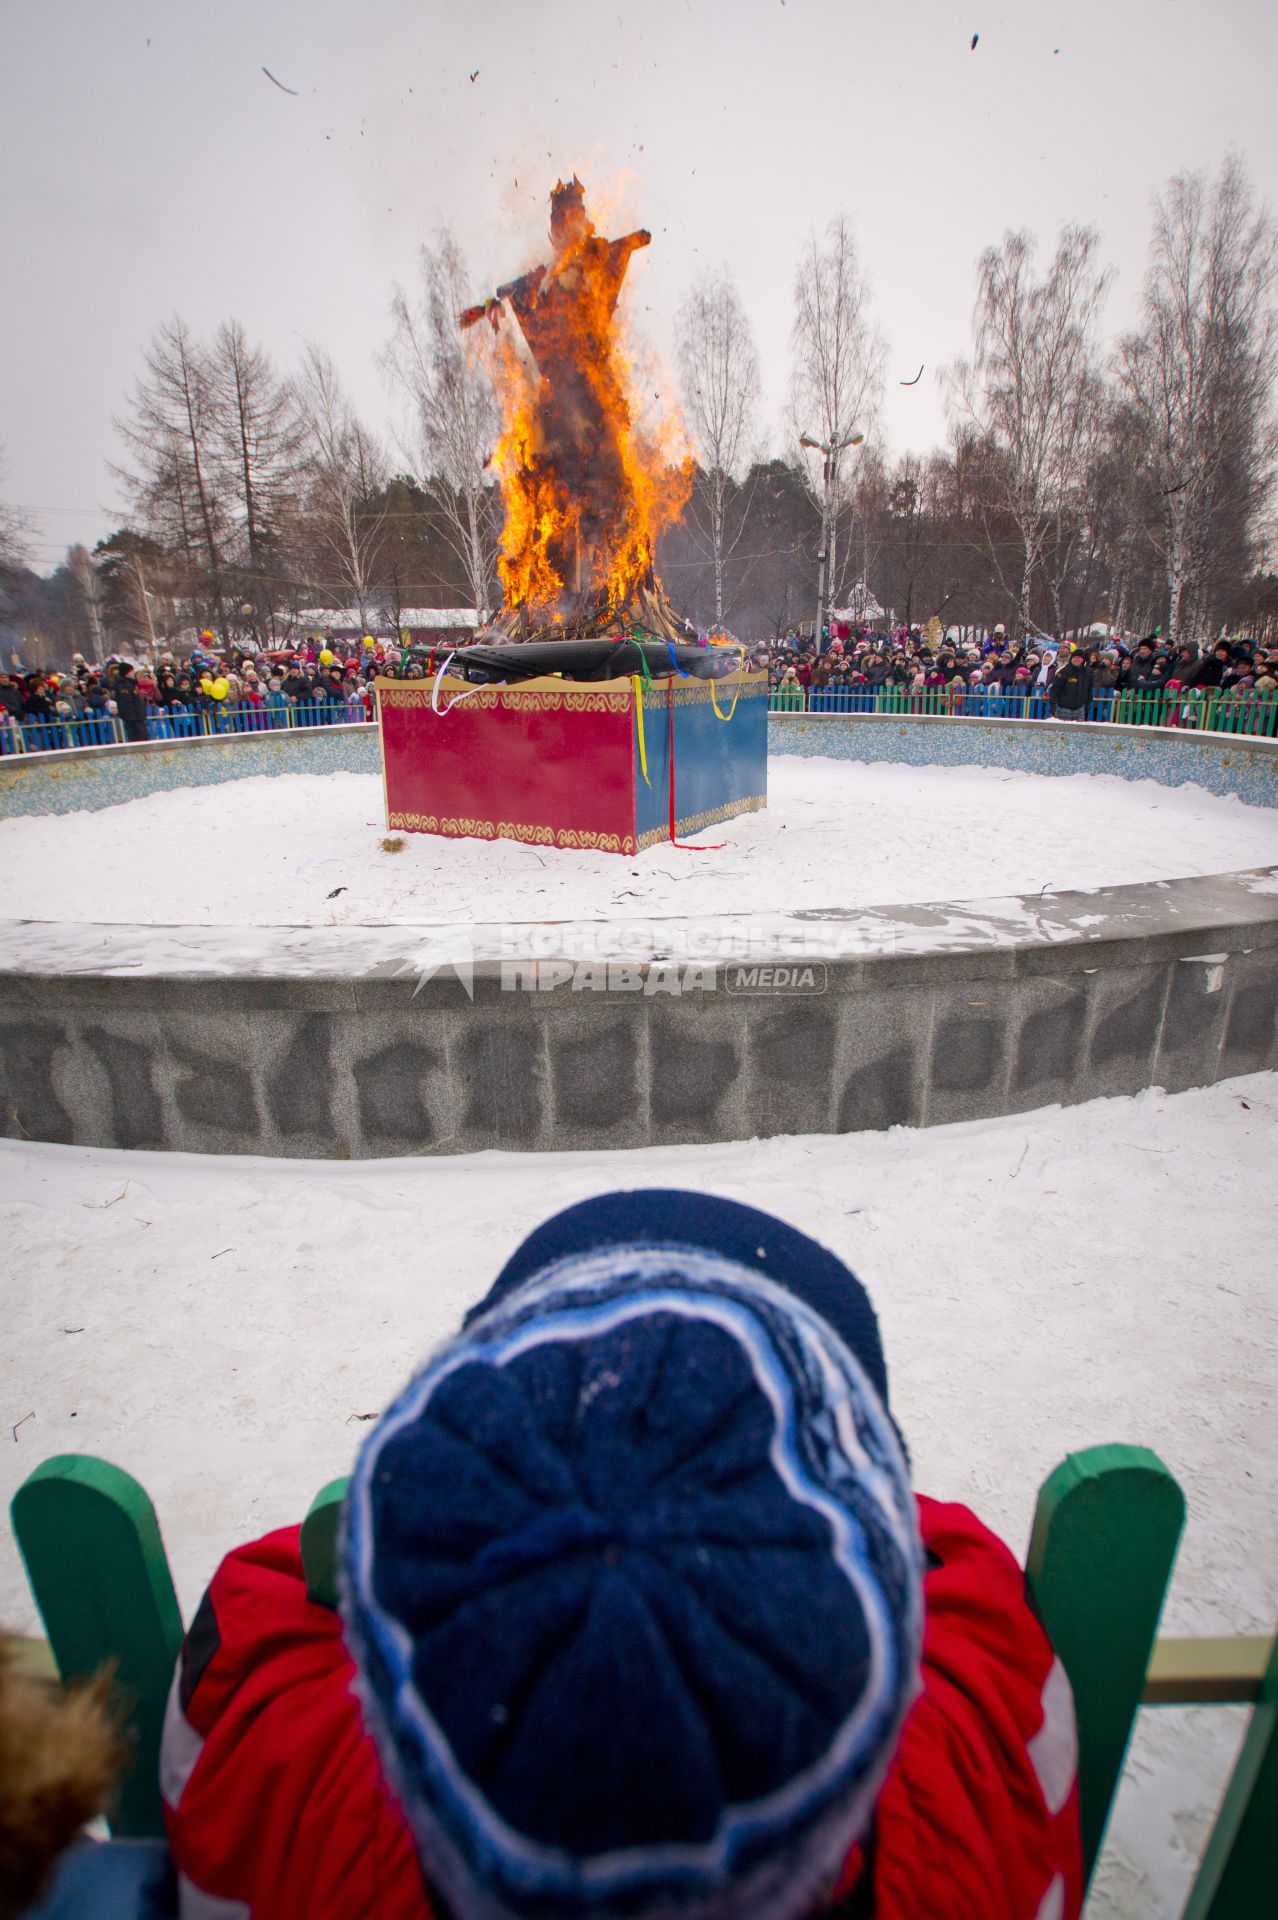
xmin=486 ymin=181 xmax=692 ymax=627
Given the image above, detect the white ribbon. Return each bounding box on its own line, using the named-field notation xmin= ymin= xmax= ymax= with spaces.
xmin=431 ymin=649 xmax=486 ymax=716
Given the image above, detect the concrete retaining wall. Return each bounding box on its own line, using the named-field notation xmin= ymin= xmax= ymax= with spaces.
xmin=2 ymin=714 xmax=1274 ymax=1157
xmin=4 ymin=711 xmax=1276 ymax=818
xmin=0 ymin=723 xmax=380 ymax=818
xmin=771 ymin=711 xmax=1278 ymax=808
xmin=2 ymin=870 xmax=1275 ymax=1157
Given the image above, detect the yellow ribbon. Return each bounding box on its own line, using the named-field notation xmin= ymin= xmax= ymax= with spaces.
xmin=633 ymin=674 xmax=651 ymax=785
xmin=710 ymin=677 xmax=740 ymax=722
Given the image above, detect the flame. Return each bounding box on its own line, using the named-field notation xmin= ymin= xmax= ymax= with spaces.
xmin=487 ymin=180 xmax=692 ymax=628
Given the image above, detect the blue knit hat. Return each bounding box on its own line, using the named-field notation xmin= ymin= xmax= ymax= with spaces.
xmin=342 ymin=1193 xmax=923 ymax=1920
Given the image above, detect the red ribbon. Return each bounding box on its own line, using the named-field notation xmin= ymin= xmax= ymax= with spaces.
xmin=668 ymin=679 xmax=725 ymax=850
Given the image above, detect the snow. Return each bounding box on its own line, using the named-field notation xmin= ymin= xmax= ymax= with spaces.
xmin=2 ymin=747 xmax=1274 ymax=1912
xmin=3 ymin=758 xmax=1276 ymax=931
xmin=2 ymin=1073 xmax=1276 ymax=1920
xmin=292 ymin=607 xmax=477 ymax=631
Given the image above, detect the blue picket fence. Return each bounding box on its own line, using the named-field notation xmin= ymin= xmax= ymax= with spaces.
xmin=768 ymin=685 xmax=1278 ymax=736
xmin=0 ymin=698 xmax=372 ymax=756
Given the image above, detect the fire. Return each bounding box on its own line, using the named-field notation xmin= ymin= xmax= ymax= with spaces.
xmin=464 ymin=178 xmax=692 ymax=634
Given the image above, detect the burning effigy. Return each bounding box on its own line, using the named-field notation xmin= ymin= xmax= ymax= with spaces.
xmin=463 ymin=176 xmax=692 ymax=648
xmin=375 ymin=178 xmax=766 ymax=855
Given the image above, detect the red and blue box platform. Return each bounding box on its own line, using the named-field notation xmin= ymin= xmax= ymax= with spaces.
xmin=376 ymin=670 xmax=767 ymax=854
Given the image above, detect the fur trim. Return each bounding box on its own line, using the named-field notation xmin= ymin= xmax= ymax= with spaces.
xmin=0 ymin=1646 xmax=125 ymax=1920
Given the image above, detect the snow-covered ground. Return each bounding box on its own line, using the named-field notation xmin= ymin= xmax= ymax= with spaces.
xmin=2 ymin=1074 xmax=1275 ymax=1919
xmin=3 ymin=759 xmax=1276 ymax=927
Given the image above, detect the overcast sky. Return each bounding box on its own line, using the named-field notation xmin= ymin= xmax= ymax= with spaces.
xmin=4 ymin=0 xmax=1276 ymax=570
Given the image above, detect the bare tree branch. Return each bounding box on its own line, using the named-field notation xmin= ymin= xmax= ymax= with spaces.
xmin=677 ymin=268 xmax=761 ymax=626
xmin=382 ymin=229 xmax=499 ymax=618
xmin=294 ymin=344 xmax=390 ymax=633
xmin=1117 ymin=156 xmax=1278 ymax=643
xmin=945 ymin=226 xmax=1111 ymax=638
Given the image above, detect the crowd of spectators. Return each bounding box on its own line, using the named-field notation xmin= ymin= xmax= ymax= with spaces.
xmin=0 ymin=631 xmax=397 ymax=748
xmin=754 ymin=622 xmax=1278 ymax=722
xmin=5 ymin=620 xmax=1278 ymax=750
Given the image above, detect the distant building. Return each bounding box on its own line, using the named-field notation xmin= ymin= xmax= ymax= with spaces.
xmin=831 ymin=583 xmax=886 ymax=624
xmin=288 ymin=608 xmax=480 ymax=648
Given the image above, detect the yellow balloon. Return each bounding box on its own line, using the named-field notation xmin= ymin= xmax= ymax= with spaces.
xmin=200 ymin=676 xmax=213 ymax=691
xmin=211 ymin=677 xmax=230 ymax=701
xmin=363 ymin=635 xmax=375 ymax=649
xmin=319 ymin=648 xmax=334 ymax=666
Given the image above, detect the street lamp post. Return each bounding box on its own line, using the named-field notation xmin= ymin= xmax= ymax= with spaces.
xmin=800 ymin=429 xmax=864 ymax=651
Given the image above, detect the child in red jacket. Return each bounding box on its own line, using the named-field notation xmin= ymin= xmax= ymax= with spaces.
xmin=162 ymin=1192 xmax=1082 ymax=1920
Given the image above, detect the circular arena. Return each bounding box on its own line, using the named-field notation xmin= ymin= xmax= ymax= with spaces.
xmin=0 ymin=713 xmax=1274 ymax=1159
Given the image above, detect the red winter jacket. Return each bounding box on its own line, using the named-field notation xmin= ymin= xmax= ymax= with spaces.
xmin=161 ymin=1499 xmax=1082 ymax=1920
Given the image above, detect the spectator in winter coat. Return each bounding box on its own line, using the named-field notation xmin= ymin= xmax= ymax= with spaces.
xmin=113 ymin=663 xmax=151 ymax=743
xmin=20 ymin=676 xmax=56 ymax=723
xmin=1049 ymin=649 xmax=1093 ymax=720
xmin=1120 ymin=642 xmax=1161 ymax=689
xmin=161 ymin=1193 xmax=1084 ymax=1920
xmin=775 ymin=665 xmax=804 ymax=709
xmin=1181 ymin=642 xmax=1231 ymax=692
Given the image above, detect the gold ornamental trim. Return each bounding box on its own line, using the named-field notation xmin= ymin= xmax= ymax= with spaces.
xmin=378 ymin=685 xmax=499 ymax=711
xmin=375 ymin=671 xmax=766 ymax=717
xmin=376 ymin=676 xmax=631 ymax=715
xmin=634 ymin=792 xmax=767 ymax=851
xmin=504 ymin=688 xmax=632 ymax=714
xmin=387 ymin=810 xmax=635 ymax=854
xmin=552 ymin=827 xmax=631 ymax=851
xmin=640 ymin=674 xmax=765 ymax=711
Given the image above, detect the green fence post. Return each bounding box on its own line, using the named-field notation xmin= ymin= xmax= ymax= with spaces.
xmin=11 ymin=1454 xmax=184 ymax=1839
xmin=1181 ymin=1625 xmax=1278 ymax=1920
xmin=1024 ymin=1444 xmax=1185 ymax=1885
xmin=300 ymin=1475 xmax=351 ymax=1610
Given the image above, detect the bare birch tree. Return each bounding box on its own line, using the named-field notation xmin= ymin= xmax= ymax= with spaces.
xmin=946 ymin=226 xmax=1111 ymax=637
xmin=790 ymin=216 xmax=886 ymax=618
xmin=209 ymin=320 xmax=303 ymax=637
xmin=115 ymin=317 xmax=232 ymax=640
xmin=294 ymin=344 xmax=390 ymax=632
xmin=383 ymin=228 xmax=499 ymax=617
xmin=676 ymin=269 xmax=761 ymax=626
xmin=1117 ymin=157 xmax=1278 ymax=643
xmin=66 ymin=544 xmax=105 ymax=653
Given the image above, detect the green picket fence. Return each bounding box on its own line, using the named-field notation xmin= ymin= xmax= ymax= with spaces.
xmin=768 ymin=684 xmax=1278 ymax=735
xmin=8 ymin=1447 xmax=1276 ymax=1915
